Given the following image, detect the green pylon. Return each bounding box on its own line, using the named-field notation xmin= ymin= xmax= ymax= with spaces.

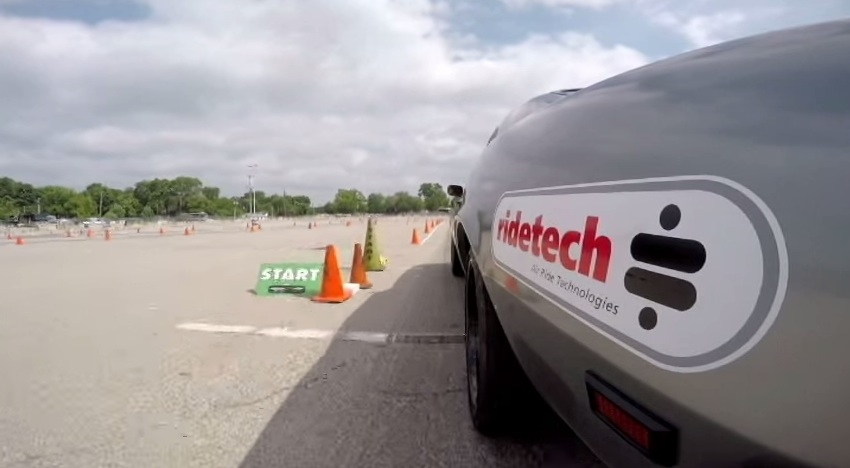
xmin=363 ymin=217 xmax=388 ymax=271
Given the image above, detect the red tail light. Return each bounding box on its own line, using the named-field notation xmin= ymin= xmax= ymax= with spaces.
xmin=586 ymin=372 xmax=678 ymax=466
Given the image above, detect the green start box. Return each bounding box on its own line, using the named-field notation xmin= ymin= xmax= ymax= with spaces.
xmin=256 ymin=263 xmax=324 ymax=297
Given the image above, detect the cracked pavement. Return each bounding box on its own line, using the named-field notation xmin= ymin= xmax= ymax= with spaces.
xmin=0 ymin=217 xmax=603 ymax=468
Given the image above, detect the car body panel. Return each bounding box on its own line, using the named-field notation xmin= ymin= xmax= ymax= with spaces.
xmin=453 ymin=19 xmax=850 ymax=468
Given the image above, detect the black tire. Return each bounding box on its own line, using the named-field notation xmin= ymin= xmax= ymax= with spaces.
xmin=450 ymin=239 xmax=465 ymax=277
xmin=464 ymin=257 xmax=535 ymax=436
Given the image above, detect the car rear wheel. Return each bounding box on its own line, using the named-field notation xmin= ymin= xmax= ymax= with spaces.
xmin=465 ymin=257 xmax=536 ymax=436
xmin=450 ymin=239 xmax=464 ymax=277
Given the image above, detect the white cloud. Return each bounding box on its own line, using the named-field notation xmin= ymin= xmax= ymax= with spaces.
xmin=502 ymin=0 xmax=621 ymax=10
xmin=0 ymin=0 xmax=647 ymax=202
xmin=633 ymin=0 xmax=841 ymax=48
xmin=653 ymin=10 xmax=749 ymax=47
xmin=505 ymin=0 xmax=846 ymax=51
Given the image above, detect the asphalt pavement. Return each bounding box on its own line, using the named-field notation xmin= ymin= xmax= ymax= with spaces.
xmin=0 ymin=217 xmax=603 ymax=468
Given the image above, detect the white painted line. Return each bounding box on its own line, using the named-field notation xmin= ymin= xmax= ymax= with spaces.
xmin=176 ymin=322 xmax=459 ymax=346
xmin=340 ymin=331 xmax=390 ymax=343
xmin=177 ymin=323 xmax=257 ymax=334
xmin=254 ymin=327 xmax=335 ymax=339
xmin=253 ymin=327 xmax=294 ymax=337
xmin=279 ymin=328 xmax=335 ymax=339
xmin=420 ymin=224 xmax=443 ymax=245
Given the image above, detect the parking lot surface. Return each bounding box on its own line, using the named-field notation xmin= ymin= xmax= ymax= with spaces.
xmin=0 ymin=217 xmax=602 ymax=468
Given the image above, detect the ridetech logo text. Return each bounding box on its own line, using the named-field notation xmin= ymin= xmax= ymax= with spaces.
xmin=496 ymin=210 xmax=612 ymax=282
xmin=496 ymin=210 xmax=620 ymax=315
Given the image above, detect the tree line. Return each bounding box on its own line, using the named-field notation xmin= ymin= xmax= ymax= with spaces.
xmin=0 ymin=176 xmax=451 ymax=220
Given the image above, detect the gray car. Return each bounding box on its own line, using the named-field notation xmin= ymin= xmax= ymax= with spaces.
xmin=448 ymin=19 xmax=850 ymax=468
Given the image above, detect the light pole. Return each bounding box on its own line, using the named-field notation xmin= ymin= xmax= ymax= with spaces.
xmin=247 ymin=164 xmax=258 ymax=217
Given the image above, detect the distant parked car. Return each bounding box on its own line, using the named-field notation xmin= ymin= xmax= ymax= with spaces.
xmin=81 ymin=218 xmax=104 ymax=228
xmin=449 ymin=19 xmax=850 ymax=468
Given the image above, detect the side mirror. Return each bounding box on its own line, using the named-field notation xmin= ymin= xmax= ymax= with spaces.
xmin=447 ymin=184 xmax=464 ymax=197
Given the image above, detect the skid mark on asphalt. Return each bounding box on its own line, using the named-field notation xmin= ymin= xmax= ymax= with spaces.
xmin=176 ymin=322 xmax=464 ymax=345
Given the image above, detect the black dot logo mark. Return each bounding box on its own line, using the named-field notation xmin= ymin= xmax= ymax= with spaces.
xmin=639 ymin=307 xmax=657 ymax=330
xmin=625 ymin=204 xmax=706 ymax=330
xmin=659 ymin=204 xmax=680 ymax=230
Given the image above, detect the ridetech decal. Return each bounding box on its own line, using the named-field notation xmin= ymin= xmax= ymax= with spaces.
xmin=491 ymin=176 xmax=788 ymax=373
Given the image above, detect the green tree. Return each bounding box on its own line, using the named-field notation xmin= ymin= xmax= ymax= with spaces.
xmin=367 ymin=193 xmax=386 ymax=214
xmin=0 ymin=175 xmax=438 ymax=221
xmin=201 ymin=186 xmax=220 ymax=200
xmin=288 ymin=195 xmax=312 ymax=215
xmin=208 ymin=198 xmax=242 ymax=218
xmin=118 ymin=189 xmax=142 ymax=217
xmin=418 ymin=182 xmax=449 ymax=211
xmin=386 ymin=191 xmax=423 ymax=213
xmin=170 ymin=176 xmax=203 ymax=214
xmin=39 ymin=186 xmax=77 ymax=216
xmin=64 ymin=193 xmax=97 ymax=218
xmin=104 ymin=203 xmax=126 ymax=219
xmin=417 ymin=183 xmax=442 ymax=199
xmin=0 ymin=197 xmax=18 ymax=219
xmin=84 ymin=183 xmax=124 ymax=216
xmin=133 ymin=179 xmax=173 ymax=216
xmin=332 ymin=189 xmax=367 ymax=214
xmin=185 ymin=193 xmax=210 ymax=213
xmin=0 ymin=177 xmax=41 ymax=213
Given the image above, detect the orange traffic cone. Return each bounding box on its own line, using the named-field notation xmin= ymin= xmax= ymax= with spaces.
xmin=104 ymin=230 xmax=112 ymax=241
xmin=349 ymin=243 xmax=373 ymax=289
xmin=411 ymin=228 xmax=422 ymax=245
xmin=424 ymin=221 xmax=432 ymax=235
xmin=15 ymin=236 xmax=24 ymax=245
xmin=184 ymin=227 xmax=191 ymax=236
xmin=312 ymin=245 xmax=352 ymax=303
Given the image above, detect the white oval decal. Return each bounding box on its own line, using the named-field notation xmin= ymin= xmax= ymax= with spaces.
xmin=491 ymin=176 xmax=789 ymax=373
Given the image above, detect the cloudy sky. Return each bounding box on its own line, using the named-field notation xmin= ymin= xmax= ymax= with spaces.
xmin=1 ymin=0 xmax=848 ymax=203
